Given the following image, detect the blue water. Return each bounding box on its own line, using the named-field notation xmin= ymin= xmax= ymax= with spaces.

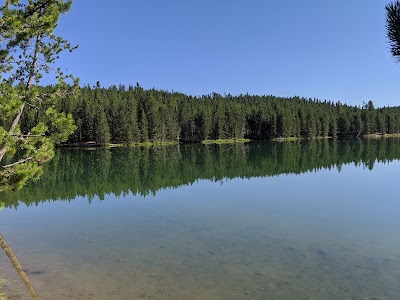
xmin=0 ymin=147 xmax=399 ymax=299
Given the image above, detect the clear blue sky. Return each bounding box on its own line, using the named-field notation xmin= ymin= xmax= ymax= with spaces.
xmin=55 ymin=0 xmax=399 ymax=107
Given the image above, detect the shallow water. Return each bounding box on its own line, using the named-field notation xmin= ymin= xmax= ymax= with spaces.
xmin=1 ymin=140 xmax=400 ymax=299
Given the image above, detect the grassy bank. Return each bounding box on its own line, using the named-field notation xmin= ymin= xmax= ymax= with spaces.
xmin=363 ymin=133 xmax=400 ymax=139
xmin=201 ymin=139 xmax=251 ymax=145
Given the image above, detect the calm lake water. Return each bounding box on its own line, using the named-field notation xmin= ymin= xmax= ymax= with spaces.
xmin=1 ymin=139 xmax=400 ymax=299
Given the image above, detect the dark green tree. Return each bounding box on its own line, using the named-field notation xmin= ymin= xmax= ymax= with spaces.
xmin=386 ymin=1 xmax=400 ymax=61
xmin=94 ymin=110 xmax=110 ymax=145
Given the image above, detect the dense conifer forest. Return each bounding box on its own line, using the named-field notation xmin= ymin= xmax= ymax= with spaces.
xmin=2 ymin=138 xmax=400 ymax=208
xmin=20 ymin=84 xmax=400 ymax=145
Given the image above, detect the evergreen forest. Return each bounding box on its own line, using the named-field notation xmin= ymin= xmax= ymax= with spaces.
xmin=20 ymin=84 xmax=400 ymax=145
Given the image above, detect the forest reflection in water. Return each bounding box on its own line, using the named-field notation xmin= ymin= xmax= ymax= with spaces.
xmin=2 ymin=137 xmax=400 ymax=207
xmin=0 ymin=138 xmax=400 ymax=299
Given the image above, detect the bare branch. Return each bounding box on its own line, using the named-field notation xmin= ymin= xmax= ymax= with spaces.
xmin=10 ymin=134 xmax=44 ymax=137
xmin=2 ymin=155 xmax=34 ymax=169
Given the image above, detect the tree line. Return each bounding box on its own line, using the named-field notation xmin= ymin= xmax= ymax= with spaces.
xmin=2 ymin=138 xmax=400 ymax=208
xmin=19 ymin=83 xmax=400 ymax=145
xmin=1 ymin=0 xmax=399 ymax=192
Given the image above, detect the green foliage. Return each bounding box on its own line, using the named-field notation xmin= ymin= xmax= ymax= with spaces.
xmin=94 ymin=109 xmax=110 ymax=145
xmin=45 ymin=107 xmax=77 ymax=143
xmin=386 ymin=1 xmax=400 ymax=61
xmin=0 ymin=0 xmax=77 ymax=192
xmin=33 ymin=85 xmax=400 ymax=147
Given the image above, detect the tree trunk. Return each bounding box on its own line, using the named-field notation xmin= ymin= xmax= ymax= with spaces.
xmin=0 ymin=234 xmax=39 ymax=300
xmin=0 ymin=103 xmax=25 ymax=162
xmin=0 ymin=34 xmax=40 ymax=163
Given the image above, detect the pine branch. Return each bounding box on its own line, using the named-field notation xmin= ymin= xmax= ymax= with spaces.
xmin=386 ymin=1 xmax=400 ymax=60
xmin=2 ymin=156 xmax=34 ymax=169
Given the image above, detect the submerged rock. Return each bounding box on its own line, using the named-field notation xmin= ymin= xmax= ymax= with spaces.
xmin=316 ymin=249 xmax=328 ymax=256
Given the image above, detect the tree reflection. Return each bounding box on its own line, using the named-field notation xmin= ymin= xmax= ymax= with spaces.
xmin=2 ymin=138 xmax=400 ymax=208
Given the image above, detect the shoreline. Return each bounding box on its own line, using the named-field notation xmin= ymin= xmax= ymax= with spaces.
xmin=58 ymin=141 xmax=179 ymax=149
xmin=201 ymin=139 xmax=251 ymax=145
xmin=363 ymin=133 xmax=400 ymax=138
xmin=58 ymin=139 xmax=252 ymax=148
xmin=57 ymin=134 xmax=400 ymax=148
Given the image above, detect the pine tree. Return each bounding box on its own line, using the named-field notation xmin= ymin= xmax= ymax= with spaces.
xmin=139 ymin=110 xmax=149 ymax=142
xmin=94 ymin=110 xmax=110 ymax=145
xmin=386 ymin=1 xmax=400 ymax=61
xmin=0 ymin=0 xmax=77 ymax=191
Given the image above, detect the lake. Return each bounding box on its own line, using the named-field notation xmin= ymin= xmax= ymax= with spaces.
xmin=1 ymin=139 xmax=400 ymax=299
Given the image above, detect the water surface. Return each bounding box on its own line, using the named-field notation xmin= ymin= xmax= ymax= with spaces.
xmin=1 ymin=139 xmax=400 ymax=299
